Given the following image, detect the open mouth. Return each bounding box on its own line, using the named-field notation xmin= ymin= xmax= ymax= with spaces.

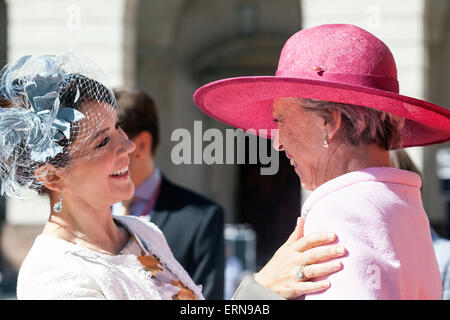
xmin=110 ymin=165 xmax=130 ymax=178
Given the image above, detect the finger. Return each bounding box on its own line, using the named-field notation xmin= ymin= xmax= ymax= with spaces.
xmin=294 ymin=231 xmax=337 ymax=252
xmin=291 ymin=280 xmax=331 ymax=297
xmin=302 ymin=260 xmax=342 ymax=280
xmin=286 ymin=217 xmax=305 ymax=245
xmin=300 ymin=245 xmax=346 ymax=265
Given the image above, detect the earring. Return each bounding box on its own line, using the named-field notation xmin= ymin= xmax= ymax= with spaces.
xmin=53 ymin=191 xmax=63 ymax=213
xmin=323 ymin=131 xmax=329 ymax=148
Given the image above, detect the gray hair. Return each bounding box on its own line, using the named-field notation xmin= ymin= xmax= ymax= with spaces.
xmin=298 ymin=98 xmax=405 ymax=150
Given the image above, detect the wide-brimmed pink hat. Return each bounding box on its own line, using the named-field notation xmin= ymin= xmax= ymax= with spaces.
xmin=193 ymin=24 xmax=450 ymax=148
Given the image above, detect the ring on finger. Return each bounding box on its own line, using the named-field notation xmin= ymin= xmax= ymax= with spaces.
xmin=296 ymin=265 xmax=308 ymax=281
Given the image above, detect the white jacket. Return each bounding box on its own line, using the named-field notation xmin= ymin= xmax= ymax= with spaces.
xmin=16 ymin=215 xmax=204 ymax=300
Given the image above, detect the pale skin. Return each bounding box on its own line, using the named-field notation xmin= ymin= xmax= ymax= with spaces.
xmin=271 ymin=97 xmax=390 ymax=190
xmin=38 ymin=102 xmax=136 ymax=255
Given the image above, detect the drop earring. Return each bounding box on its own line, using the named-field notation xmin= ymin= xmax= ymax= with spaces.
xmin=53 ymin=190 xmax=63 ymax=213
xmin=323 ymin=131 xmax=329 ymax=148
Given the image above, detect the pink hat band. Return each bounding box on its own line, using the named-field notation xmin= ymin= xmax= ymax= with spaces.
xmin=275 ymin=69 xmax=399 ymax=93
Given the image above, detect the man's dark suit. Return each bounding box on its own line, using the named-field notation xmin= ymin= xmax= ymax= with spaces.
xmin=150 ymin=176 xmax=225 ymax=300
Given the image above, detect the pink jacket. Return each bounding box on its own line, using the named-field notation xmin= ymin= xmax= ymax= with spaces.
xmin=302 ymin=167 xmax=442 ymax=299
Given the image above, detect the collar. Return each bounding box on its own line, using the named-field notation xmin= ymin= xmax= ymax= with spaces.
xmin=134 ymin=167 xmax=162 ymax=201
xmin=301 ymin=167 xmax=422 ymax=218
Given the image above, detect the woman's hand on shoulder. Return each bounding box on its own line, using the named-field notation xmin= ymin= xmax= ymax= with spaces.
xmin=254 ymin=217 xmax=345 ymax=299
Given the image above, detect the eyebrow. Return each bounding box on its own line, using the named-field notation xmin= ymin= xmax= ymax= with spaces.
xmin=91 ymin=127 xmax=110 ymax=142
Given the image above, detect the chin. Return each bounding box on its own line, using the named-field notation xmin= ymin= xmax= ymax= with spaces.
xmin=122 ymin=190 xmax=135 ymax=201
xmin=123 ymin=184 xmax=135 ymax=199
xmin=110 ymin=184 xmax=135 ymax=203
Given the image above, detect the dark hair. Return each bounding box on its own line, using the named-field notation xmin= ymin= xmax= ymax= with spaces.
xmin=9 ymin=74 xmax=115 ymax=195
xmin=47 ymin=74 xmax=116 ymax=166
xmin=113 ymin=88 xmax=160 ymax=155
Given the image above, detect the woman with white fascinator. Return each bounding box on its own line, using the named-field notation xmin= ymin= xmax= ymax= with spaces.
xmin=0 ymin=53 xmax=345 ymax=300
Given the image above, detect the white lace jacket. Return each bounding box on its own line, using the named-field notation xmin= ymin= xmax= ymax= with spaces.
xmin=16 ymin=215 xmax=204 ymax=300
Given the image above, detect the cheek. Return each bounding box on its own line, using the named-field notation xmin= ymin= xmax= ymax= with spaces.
xmin=96 ymin=151 xmax=116 ymax=178
xmin=284 ymin=127 xmax=316 ymax=163
xmin=278 ymin=125 xmax=294 ymax=144
xmin=78 ymin=152 xmax=115 ymax=185
xmin=280 ymin=125 xmax=302 ymax=150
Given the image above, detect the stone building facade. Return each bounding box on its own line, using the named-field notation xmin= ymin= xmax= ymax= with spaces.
xmin=0 ymin=0 xmax=449 ymax=295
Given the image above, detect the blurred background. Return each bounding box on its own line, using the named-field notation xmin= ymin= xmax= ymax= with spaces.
xmin=0 ymin=0 xmax=449 ymax=299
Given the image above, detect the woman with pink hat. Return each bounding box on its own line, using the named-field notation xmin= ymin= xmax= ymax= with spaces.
xmin=195 ymin=24 xmax=450 ymax=299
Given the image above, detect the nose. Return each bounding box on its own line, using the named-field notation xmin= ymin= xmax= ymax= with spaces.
xmin=272 ymin=129 xmax=283 ymax=151
xmin=127 ymin=139 xmax=136 ymax=154
xmin=118 ymin=132 xmax=136 ymax=156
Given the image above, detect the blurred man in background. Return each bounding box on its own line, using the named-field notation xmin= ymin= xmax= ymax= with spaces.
xmin=112 ymin=88 xmax=225 ymax=299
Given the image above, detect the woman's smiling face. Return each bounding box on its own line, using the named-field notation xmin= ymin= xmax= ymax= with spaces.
xmin=272 ymin=97 xmax=326 ymax=190
xmin=60 ymin=102 xmax=136 ymax=209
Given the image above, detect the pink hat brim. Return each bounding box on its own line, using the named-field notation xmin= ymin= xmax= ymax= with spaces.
xmin=194 ymin=76 xmax=450 ymax=148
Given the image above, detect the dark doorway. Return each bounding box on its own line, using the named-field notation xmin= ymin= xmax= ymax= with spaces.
xmin=237 ymin=141 xmax=301 ymax=268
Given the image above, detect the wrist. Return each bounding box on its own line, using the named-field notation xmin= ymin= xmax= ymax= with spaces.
xmin=253 ymin=272 xmax=265 ymax=287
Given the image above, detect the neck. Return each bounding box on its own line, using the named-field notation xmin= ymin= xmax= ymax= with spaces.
xmin=311 ymin=143 xmax=390 ymax=190
xmin=43 ymin=193 xmax=128 ymax=255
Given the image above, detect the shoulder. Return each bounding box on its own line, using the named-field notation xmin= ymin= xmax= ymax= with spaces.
xmin=305 ymin=168 xmax=422 ymax=220
xmin=303 ymin=169 xmax=438 ymax=299
xmin=305 ymin=169 xmax=425 ymax=240
xmin=17 ymin=235 xmax=104 ymax=299
xmin=305 ymin=182 xmax=387 ymax=224
xmin=113 ymin=216 xmax=204 ymax=298
xmin=113 ymin=215 xmax=175 ymax=257
xmin=114 ymin=215 xmax=165 ymax=238
xmin=18 ymin=234 xmax=95 ymax=272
